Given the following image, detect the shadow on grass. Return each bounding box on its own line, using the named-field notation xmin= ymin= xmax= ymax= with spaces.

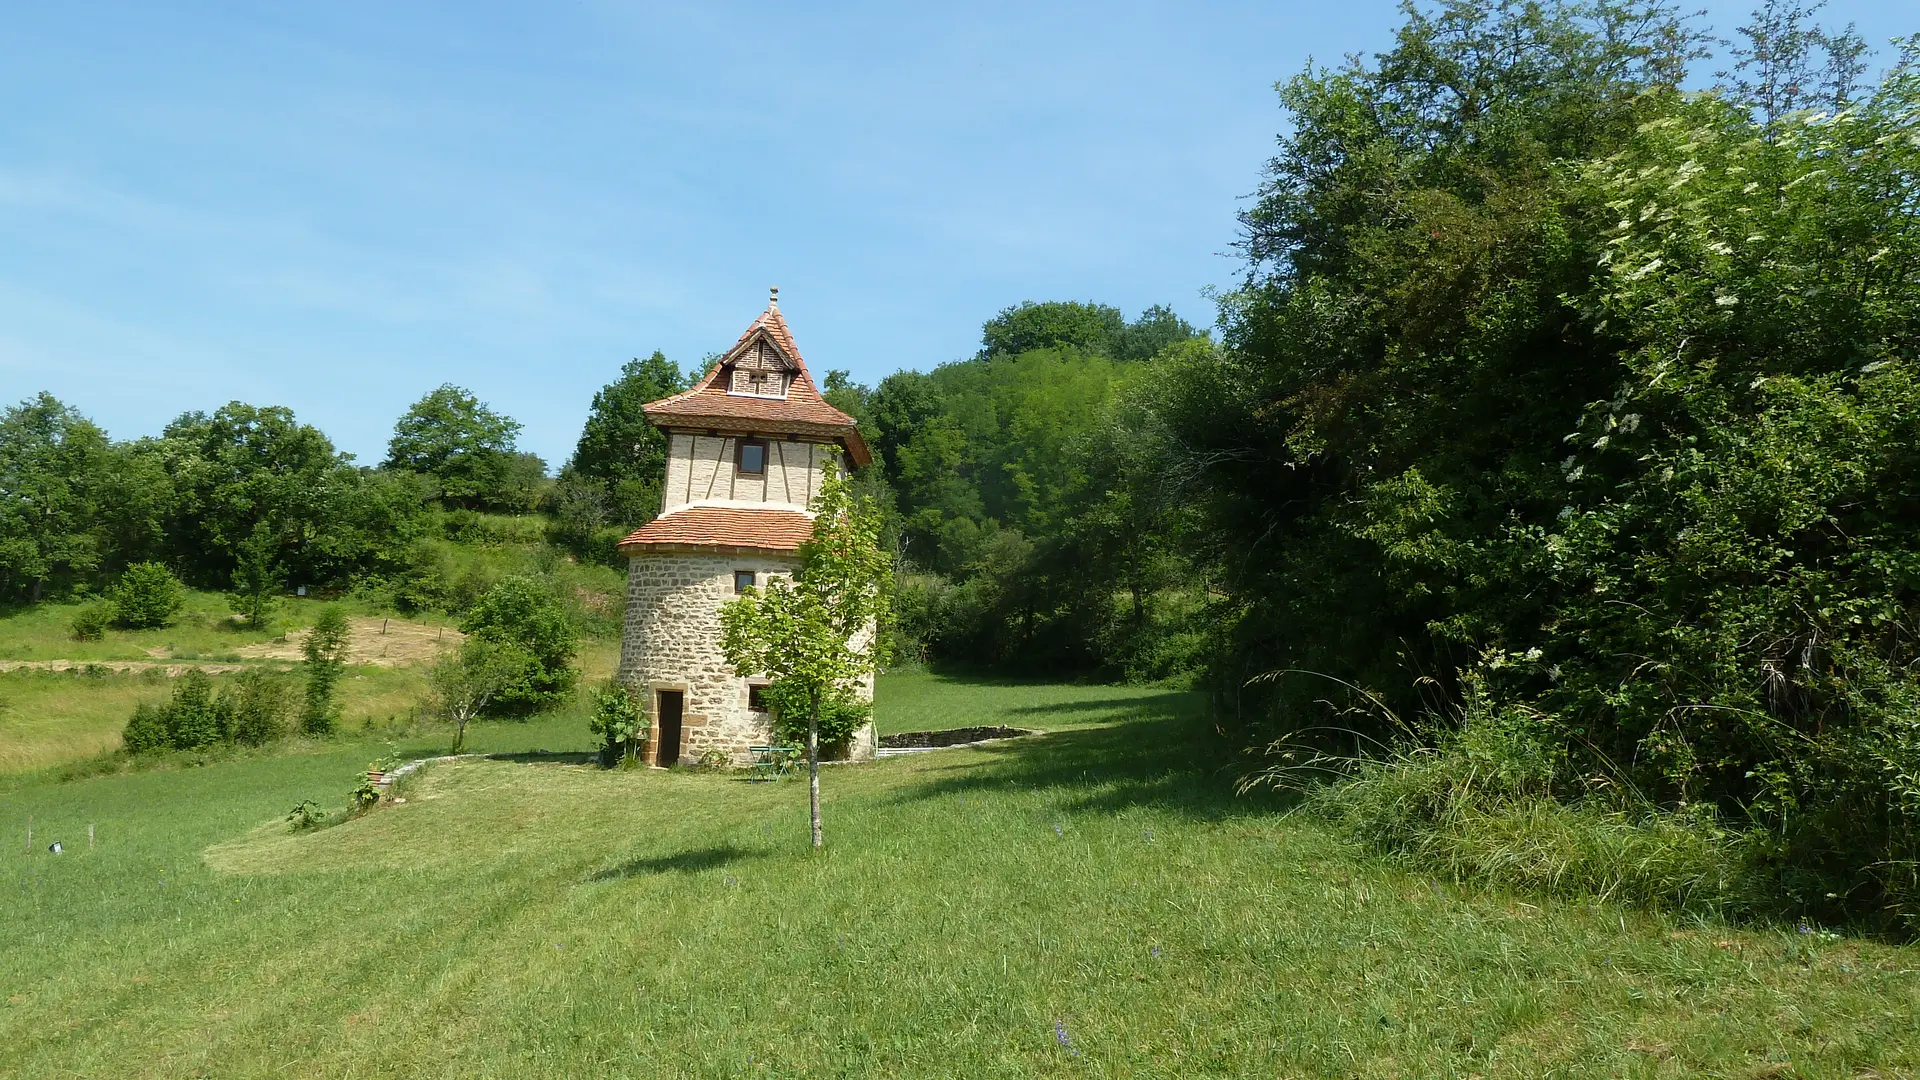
xmin=890 ymin=693 xmax=1296 ymax=821
xmin=484 ymin=751 xmax=599 ymax=766
xmin=1002 ymin=691 xmax=1196 ymax=718
xmin=589 ymin=844 xmax=763 ymax=881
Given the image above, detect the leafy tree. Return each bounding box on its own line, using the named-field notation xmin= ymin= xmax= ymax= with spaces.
xmin=109 ymin=563 xmax=185 ymax=629
xmin=385 ymin=384 xmax=524 ymax=508
xmin=496 ymin=451 xmax=551 ymax=515
xmin=459 ymin=575 xmax=578 ymax=714
xmin=158 ymin=402 xmax=381 ymax=589
xmin=1716 ymin=0 xmax=1869 ymax=127
xmin=0 ymin=394 xmax=114 ymax=601
xmin=430 ymin=637 xmax=533 ymax=752
xmin=720 ymin=466 xmax=892 ymax=849
xmin=300 ymin=607 xmax=352 ymax=735
xmin=564 ymin=352 xmax=687 ymax=525
xmin=980 ymin=301 xmax=1126 ymax=360
xmin=228 ymin=522 xmax=283 ymax=629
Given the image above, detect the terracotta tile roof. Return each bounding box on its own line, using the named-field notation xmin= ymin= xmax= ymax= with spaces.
xmin=643 ymin=295 xmax=872 ymax=467
xmin=616 ymin=506 xmax=815 ymax=554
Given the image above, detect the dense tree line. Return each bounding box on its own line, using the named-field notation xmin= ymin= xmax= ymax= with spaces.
xmin=835 ymin=301 xmax=1210 ymax=675
xmin=1122 ymin=0 xmax=1920 ymax=930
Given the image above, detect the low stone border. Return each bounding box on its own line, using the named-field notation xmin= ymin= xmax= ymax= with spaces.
xmin=875 ymin=726 xmax=1036 ymax=757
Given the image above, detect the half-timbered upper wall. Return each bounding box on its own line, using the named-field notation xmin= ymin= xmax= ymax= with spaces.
xmin=659 ymin=433 xmax=841 ymax=515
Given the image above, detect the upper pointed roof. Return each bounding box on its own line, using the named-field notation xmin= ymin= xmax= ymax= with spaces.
xmin=643 ymin=291 xmax=871 ymax=466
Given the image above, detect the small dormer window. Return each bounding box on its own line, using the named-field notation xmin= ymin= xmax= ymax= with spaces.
xmin=726 ymin=364 xmax=789 ymax=398
xmin=737 ymin=438 xmax=766 ymax=475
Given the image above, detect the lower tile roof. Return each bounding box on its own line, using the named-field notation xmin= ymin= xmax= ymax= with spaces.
xmin=615 ymin=506 xmax=815 ymax=555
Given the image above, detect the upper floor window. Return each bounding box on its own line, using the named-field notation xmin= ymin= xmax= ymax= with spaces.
xmin=734 ymin=570 xmax=756 ymax=594
xmin=737 ymin=438 xmax=767 ymax=476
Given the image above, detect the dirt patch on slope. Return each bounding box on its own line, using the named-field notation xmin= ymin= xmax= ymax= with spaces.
xmin=235 ymin=618 xmax=463 ymax=667
xmin=0 ymin=660 xmax=257 ymax=677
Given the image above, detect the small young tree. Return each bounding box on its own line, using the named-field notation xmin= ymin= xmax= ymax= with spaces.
xmin=109 ymin=562 xmax=185 ymax=629
xmin=720 ymin=466 xmax=892 ymax=849
xmin=300 ymin=607 xmax=352 ymax=735
xmin=228 ymin=522 xmax=283 ymax=630
xmin=428 ymin=638 xmax=531 ymax=752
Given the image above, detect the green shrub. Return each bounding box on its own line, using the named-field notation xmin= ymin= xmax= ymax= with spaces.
xmin=459 ymin=575 xmax=577 ymax=715
xmin=109 ymin=563 xmax=184 ymax=629
xmin=762 ymin=678 xmax=870 ymax=751
xmin=120 ymin=669 xmax=241 ymax=754
xmin=164 ymin=669 xmax=227 ymax=750
xmin=442 ymin=509 xmax=486 ymax=543
xmin=225 ymin=668 xmax=291 ymax=746
xmin=70 ymin=602 xmax=111 ymax=642
xmin=389 ymin=541 xmax=451 ymax=614
xmin=286 ymin=800 xmax=325 ymax=831
xmin=589 ymin=683 xmax=645 ymax=766
xmin=121 ymin=702 xmax=169 ymax=754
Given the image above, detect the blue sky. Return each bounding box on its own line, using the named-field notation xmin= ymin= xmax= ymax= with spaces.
xmin=2 ymin=1 xmax=1910 ymax=467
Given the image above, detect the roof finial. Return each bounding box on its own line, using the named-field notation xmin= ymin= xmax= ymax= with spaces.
xmin=769 ymin=285 xmax=779 ymax=309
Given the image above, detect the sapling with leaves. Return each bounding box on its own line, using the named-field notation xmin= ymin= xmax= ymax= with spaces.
xmin=429 ymin=637 xmax=531 ymax=753
xmin=228 ymin=521 xmax=283 ymax=630
xmin=720 ymin=464 xmax=892 ymax=849
xmin=300 ymin=607 xmax=351 ymax=736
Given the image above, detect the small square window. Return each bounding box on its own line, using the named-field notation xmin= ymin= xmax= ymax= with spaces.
xmin=734 ymin=570 xmax=756 ymax=594
xmin=737 ymin=438 xmax=766 ymax=475
xmin=747 ymin=684 xmax=769 ymax=712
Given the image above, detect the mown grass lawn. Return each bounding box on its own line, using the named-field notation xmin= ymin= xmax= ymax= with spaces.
xmin=3 ymin=673 xmax=1918 ymax=1078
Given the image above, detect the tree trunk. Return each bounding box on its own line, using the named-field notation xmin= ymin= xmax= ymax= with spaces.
xmin=808 ymin=696 xmax=823 ymax=850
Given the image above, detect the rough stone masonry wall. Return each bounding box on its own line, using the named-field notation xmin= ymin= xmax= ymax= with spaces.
xmin=617 ymin=552 xmax=876 ymax=766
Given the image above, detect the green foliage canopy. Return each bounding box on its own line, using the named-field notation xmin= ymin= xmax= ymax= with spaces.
xmin=385 ymin=384 xmax=528 ymax=509
xmin=459 ymin=574 xmax=578 ymax=715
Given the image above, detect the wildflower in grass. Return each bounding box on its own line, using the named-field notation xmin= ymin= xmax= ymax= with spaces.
xmin=1150 ymin=945 xmax=1161 ymax=959
xmin=1053 ymin=1019 xmax=1078 ymax=1055
xmin=1143 ymin=828 xmax=1154 ymax=842
xmin=1052 ymin=823 xmax=1063 ymax=837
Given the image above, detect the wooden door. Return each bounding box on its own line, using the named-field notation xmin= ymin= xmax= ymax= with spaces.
xmin=655 ymin=690 xmax=684 ymax=767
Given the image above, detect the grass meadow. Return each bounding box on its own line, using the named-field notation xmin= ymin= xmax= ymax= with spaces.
xmin=0 ymin=592 xmax=446 ymax=665
xmin=3 ymin=672 xmax=1919 ymax=1077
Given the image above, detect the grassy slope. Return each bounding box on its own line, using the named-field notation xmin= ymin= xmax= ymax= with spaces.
xmin=0 ymin=587 xmax=619 ymax=776
xmin=0 ymin=592 xmax=441 ymax=663
xmin=2 ymin=673 xmax=1917 ymax=1078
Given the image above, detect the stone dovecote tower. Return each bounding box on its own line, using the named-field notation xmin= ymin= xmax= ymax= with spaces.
xmin=614 ymin=290 xmax=876 ymax=767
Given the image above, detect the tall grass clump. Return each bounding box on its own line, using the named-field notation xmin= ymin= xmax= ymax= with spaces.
xmin=1283 ymin=684 xmax=1764 ymax=920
